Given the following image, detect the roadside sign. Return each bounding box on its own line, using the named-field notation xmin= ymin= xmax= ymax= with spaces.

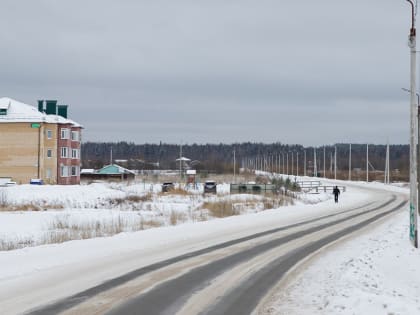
xmin=31 ymin=123 xmax=40 ymax=128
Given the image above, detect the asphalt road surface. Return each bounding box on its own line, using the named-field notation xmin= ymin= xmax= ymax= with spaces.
xmin=23 ymin=185 xmax=407 ymax=315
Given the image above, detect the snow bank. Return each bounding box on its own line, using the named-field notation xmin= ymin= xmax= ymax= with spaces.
xmin=265 ymin=183 xmax=420 ymax=315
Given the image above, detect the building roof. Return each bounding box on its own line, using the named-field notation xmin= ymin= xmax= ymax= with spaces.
xmin=0 ymin=99 xmax=10 ymax=110
xmin=0 ymin=97 xmax=82 ymax=127
xmin=175 ymin=157 xmax=191 ymax=161
xmin=80 ymin=169 xmax=95 ymax=174
xmin=97 ymin=164 xmax=135 ymax=175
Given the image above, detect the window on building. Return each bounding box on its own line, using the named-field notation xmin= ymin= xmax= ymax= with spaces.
xmin=61 ymin=128 xmax=69 ymax=139
xmin=71 ymin=148 xmax=79 ymax=159
xmin=71 ymin=131 xmax=79 ymax=141
xmin=47 ymin=129 xmax=52 ymax=139
xmin=61 ymin=147 xmax=69 ymax=158
xmin=47 ymin=149 xmax=53 ymax=158
xmin=60 ymin=165 xmax=69 ymax=177
xmin=0 ymin=109 xmax=7 ymax=115
xmin=71 ymin=166 xmax=79 ymax=176
xmin=46 ymin=168 xmax=52 ymax=179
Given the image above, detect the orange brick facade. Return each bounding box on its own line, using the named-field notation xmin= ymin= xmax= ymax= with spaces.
xmin=57 ymin=124 xmax=82 ymax=185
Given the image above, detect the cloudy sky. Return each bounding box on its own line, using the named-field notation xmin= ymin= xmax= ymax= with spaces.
xmin=0 ymin=1 xmax=414 ymax=145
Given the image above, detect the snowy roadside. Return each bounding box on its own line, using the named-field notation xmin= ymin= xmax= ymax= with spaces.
xmin=0 ymin=180 xmax=368 ymax=283
xmin=0 ymin=181 xmax=327 ymax=248
xmin=262 ymin=182 xmax=420 ymax=315
xmin=3 ymin=178 xmax=412 ymax=315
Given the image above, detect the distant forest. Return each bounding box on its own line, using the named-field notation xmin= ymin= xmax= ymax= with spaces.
xmin=81 ymin=142 xmax=409 ymax=181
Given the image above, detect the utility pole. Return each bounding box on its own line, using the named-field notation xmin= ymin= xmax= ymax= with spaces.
xmin=304 ymin=149 xmax=307 ymax=177
xmin=110 ymin=146 xmax=113 ymax=165
xmin=296 ymin=151 xmax=299 ymax=176
xmin=366 ymin=144 xmax=369 ymax=182
xmin=179 ymin=142 xmax=182 ymax=181
xmin=330 ymin=152 xmax=333 ymax=175
xmin=281 ymin=152 xmax=284 ymax=174
xmin=334 ymin=146 xmax=337 ymax=180
xmin=263 ymin=155 xmax=266 ymax=172
xmin=286 ymin=152 xmax=289 ymax=175
xmin=407 ymin=0 xmax=418 ymax=248
xmin=266 ymin=155 xmax=269 ymax=172
xmin=349 ymin=143 xmax=352 ymax=181
xmin=272 ymin=155 xmax=274 ymax=173
xmin=233 ymin=149 xmax=236 ymax=183
xmin=385 ymin=140 xmax=390 ymax=184
xmin=291 ymin=151 xmax=294 ymax=176
xmin=314 ymin=148 xmax=317 ymax=177
xmin=281 ymin=152 xmax=286 ymax=175
xmin=323 ymin=146 xmax=326 ymax=178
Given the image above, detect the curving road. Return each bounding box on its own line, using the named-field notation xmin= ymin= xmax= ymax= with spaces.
xmin=22 ymin=184 xmax=407 ymax=315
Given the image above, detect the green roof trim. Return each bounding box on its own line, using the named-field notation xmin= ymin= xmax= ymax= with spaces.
xmin=97 ymin=164 xmax=135 ymax=175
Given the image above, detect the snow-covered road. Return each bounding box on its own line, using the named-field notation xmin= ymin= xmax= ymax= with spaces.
xmin=0 ymin=181 xmax=413 ymax=315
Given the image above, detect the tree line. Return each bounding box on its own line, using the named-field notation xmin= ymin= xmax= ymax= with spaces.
xmin=81 ymin=142 xmax=409 ymax=180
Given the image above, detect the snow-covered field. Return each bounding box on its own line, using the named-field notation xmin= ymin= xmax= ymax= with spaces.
xmin=0 ymin=180 xmax=327 ymax=250
xmin=0 ymin=177 xmax=419 ymax=314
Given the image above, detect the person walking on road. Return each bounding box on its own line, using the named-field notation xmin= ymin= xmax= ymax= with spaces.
xmin=333 ymin=186 xmax=340 ymax=203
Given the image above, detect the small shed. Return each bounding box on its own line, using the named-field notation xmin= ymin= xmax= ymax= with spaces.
xmin=81 ymin=164 xmax=135 ymax=182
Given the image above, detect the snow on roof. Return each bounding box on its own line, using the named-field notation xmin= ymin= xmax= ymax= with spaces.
xmin=175 ymin=157 xmax=191 ymax=161
xmin=0 ymin=97 xmax=82 ymax=127
xmin=0 ymin=99 xmax=11 ymax=110
xmin=80 ymin=169 xmax=95 ymax=174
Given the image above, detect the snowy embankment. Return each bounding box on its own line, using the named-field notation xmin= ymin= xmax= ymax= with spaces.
xmin=265 ymin=211 xmax=420 ymax=315
xmin=263 ymin=180 xmax=420 ymax=315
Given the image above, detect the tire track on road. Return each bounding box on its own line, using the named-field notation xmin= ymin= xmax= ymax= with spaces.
xmin=26 ymin=196 xmax=397 ymax=315
xmin=104 ymin=197 xmax=405 ymax=315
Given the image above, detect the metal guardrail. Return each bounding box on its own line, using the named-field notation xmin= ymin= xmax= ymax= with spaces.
xmin=296 ymin=181 xmax=322 ymax=188
xmin=296 ymin=180 xmax=346 ymax=194
xmin=302 ymin=185 xmax=346 ymax=193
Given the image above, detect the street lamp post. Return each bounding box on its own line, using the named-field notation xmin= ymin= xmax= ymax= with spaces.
xmin=349 ymin=143 xmax=352 ymax=181
xmin=272 ymin=155 xmax=274 ymax=173
xmin=334 ymin=145 xmax=337 ymax=180
xmin=291 ymin=151 xmax=294 ymax=176
xmin=366 ymin=144 xmax=369 ymax=182
xmin=402 ymin=87 xmax=420 ymax=215
xmin=406 ymin=0 xmax=418 ymax=248
xmin=233 ymin=149 xmax=236 ymax=184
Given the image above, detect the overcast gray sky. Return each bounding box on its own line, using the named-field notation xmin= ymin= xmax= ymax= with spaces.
xmin=0 ymin=1 xmax=413 ymax=145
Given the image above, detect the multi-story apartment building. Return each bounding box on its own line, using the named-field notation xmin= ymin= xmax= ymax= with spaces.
xmin=0 ymin=97 xmax=82 ymax=185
